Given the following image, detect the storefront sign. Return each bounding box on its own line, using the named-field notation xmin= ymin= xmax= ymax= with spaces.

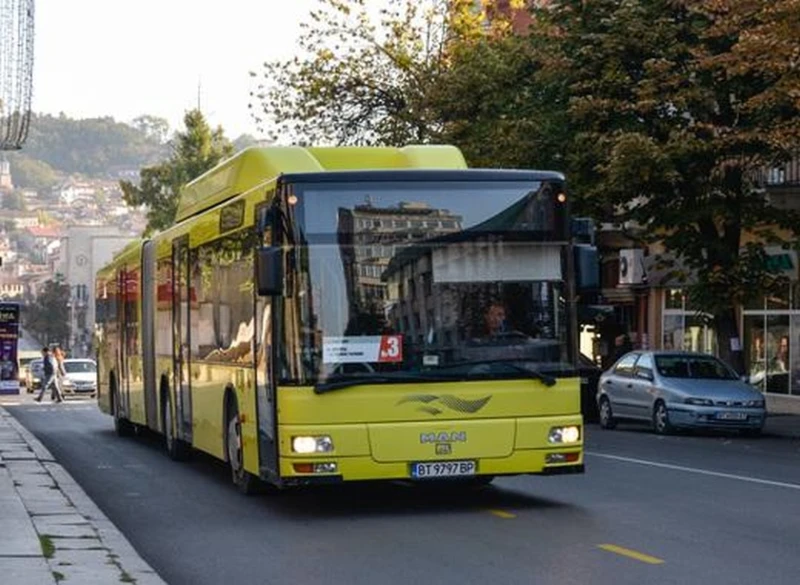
xmin=764 ymin=248 xmax=798 ymax=280
xmin=0 ymin=303 xmax=20 ymax=394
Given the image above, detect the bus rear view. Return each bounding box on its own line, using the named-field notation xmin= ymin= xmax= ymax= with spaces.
xmin=257 ymin=170 xmax=584 ymax=485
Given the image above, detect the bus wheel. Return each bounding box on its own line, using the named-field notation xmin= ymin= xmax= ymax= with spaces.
xmin=226 ymin=401 xmax=261 ymax=495
xmin=112 ymin=384 xmax=134 ymax=437
xmin=163 ymin=391 xmax=190 ymax=461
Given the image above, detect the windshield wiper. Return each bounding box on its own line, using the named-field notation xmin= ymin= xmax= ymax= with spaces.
xmin=314 ymin=373 xmax=447 ymax=394
xmin=440 ymin=359 xmax=558 ymax=387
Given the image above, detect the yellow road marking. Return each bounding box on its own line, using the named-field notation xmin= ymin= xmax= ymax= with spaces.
xmin=487 ymin=509 xmax=516 ymax=519
xmin=598 ymin=544 xmax=664 ymax=565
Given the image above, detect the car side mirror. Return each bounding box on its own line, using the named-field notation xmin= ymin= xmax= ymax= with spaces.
xmin=256 ymin=247 xmax=283 ymax=296
xmin=637 ymin=370 xmax=654 ymax=381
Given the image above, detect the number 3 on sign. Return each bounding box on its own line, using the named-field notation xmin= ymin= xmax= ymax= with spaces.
xmin=378 ymin=335 xmax=403 ymax=362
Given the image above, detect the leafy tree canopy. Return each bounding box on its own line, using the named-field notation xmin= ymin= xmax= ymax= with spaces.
xmin=13 ymin=113 xmax=168 ymax=178
xmin=4 ymin=156 xmax=59 ymax=193
xmin=1 ymin=191 xmax=26 ymax=211
xmin=251 ymin=0 xmax=463 ymax=145
xmin=535 ymin=0 xmax=800 ymax=369
xmin=120 ymin=110 xmax=234 ymax=235
xmin=23 ymin=278 xmax=70 ymax=347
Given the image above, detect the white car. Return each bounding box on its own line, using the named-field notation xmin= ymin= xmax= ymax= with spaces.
xmin=61 ymin=358 xmax=98 ymax=398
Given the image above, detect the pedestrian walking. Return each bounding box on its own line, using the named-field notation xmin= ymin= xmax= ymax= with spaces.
xmin=34 ymin=346 xmax=63 ymax=403
xmin=53 ymin=345 xmax=67 ymax=401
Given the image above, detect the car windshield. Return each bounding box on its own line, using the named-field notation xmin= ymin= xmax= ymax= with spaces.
xmin=655 ymin=355 xmax=738 ymax=380
xmin=275 ymin=178 xmax=574 ymax=386
xmin=63 ymin=361 xmax=97 ymax=374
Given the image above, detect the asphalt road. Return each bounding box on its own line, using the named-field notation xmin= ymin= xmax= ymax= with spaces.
xmin=7 ymin=399 xmax=800 ymax=585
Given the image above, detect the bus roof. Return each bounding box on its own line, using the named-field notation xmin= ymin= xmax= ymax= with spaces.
xmin=174 ymin=145 xmax=468 ymax=223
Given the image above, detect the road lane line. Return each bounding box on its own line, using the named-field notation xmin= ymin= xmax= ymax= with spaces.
xmin=487 ymin=509 xmax=516 ymax=519
xmin=588 ymin=451 xmax=800 ymax=491
xmin=598 ymin=544 xmax=664 ymax=565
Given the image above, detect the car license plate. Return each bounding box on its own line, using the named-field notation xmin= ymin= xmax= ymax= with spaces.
xmin=716 ymin=412 xmax=747 ymax=420
xmin=411 ymin=460 xmax=476 ymax=478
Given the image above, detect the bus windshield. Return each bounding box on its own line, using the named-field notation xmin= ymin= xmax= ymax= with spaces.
xmin=277 ymin=178 xmax=574 ymax=386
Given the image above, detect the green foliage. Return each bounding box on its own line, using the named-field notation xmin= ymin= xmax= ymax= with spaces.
xmin=251 ymin=0 xmax=452 ymax=145
xmin=17 ymin=113 xmax=168 ymax=177
xmin=23 ymin=279 xmax=70 ymax=347
xmin=537 ymin=0 xmax=800 ymax=367
xmin=120 ymin=110 xmax=234 ymax=234
xmin=131 ymin=114 xmax=170 ymax=144
xmin=5 ymin=155 xmax=59 ymax=192
xmin=432 ymin=29 xmax=570 ymax=170
xmin=1 ymin=191 xmax=26 ymax=211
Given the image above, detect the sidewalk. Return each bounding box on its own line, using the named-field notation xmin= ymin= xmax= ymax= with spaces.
xmin=0 ymin=405 xmax=166 ymax=585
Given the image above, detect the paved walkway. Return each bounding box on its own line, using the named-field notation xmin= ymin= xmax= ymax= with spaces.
xmin=0 ymin=406 xmax=166 ymax=585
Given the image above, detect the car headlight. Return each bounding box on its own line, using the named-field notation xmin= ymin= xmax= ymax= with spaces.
xmin=745 ymin=399 xmax=765 ymax=408
xmin=292 ymin=435 xmax=334 ymax=454
xmin=685 ymin=398 xmax=713 ymax=406
xmin=548 ymin=426 xmax=581 ymax=444
xmin=62 ymin=379 xmax=74 ymax=388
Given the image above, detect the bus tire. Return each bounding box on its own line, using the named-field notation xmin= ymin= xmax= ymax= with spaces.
xmin=162 ymin=387 xmax=190 ymax=461
xmin=226 ymin=398 xmax=261 ymax=495
xmin=112 ymin=377 xmax=134 ymax=437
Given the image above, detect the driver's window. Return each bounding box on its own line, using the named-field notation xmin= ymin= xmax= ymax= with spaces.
xmin=634 ymin=353 xmax=654 ymax=379
xmin=614 ymin=353 xmax=639 ymax=376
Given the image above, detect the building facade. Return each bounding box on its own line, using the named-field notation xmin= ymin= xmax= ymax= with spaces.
xmin=58 ymin=226 xmax=134 ymax=357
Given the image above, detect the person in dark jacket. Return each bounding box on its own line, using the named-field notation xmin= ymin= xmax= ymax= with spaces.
xmin=34 ymin=347 xmax=63 ymax=403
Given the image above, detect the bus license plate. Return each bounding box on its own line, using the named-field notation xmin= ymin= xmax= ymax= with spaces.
xmin=411 ymin=460 xmax=476 ymax=478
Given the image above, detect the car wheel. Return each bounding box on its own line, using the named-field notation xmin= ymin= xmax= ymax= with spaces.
xmin=598 ymin=396 xmax=617 ymax=429
xmin=652 ymin=401 xmax=673 ymax=435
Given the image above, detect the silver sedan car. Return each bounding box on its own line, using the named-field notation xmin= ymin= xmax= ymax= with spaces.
xmin=597 ymin=351 xmax=766 ymax=435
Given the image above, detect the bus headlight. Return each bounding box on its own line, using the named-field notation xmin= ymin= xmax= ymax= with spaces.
xmin=548 ymin=426 xmax=581 ymax=444
xmin=292 ymin=435 xmax=334 ymax=454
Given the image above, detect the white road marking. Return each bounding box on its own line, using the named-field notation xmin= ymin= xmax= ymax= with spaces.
xmin=587 ymin=451 xmax=800 ymax=491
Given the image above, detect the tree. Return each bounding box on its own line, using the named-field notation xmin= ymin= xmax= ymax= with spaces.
xmin=23 ymin=279 xmax=70 ymax=347
xmin=251 ymin=0 xmax=454 ymax=145
xmin=21 ymin=113 xmax=168 ymax=176
xmin=132 ymin=115 xmax=170 ymax=144
xmin=539 ymin=0 xmax=800 ymax=370
xmin=6 ymin=155 xmax=59 ymax=193
xmin=1 ymin=191 xmax=26 ymax=211
xmin=120 ymin=110 xmax=234 ymax=234
xmin=430 ymin=18 xmax=569 ymax=170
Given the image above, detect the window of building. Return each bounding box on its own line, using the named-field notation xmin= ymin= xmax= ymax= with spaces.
xmin=661 ymin=289 xmax=715 ymax=354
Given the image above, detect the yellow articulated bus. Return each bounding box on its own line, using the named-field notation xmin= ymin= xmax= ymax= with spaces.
xmin=95 ymin=145 xmax=585 ymax=493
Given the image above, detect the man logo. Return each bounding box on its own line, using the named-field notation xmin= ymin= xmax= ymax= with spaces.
xmin=420 ymin=431 xmax=467 ymax=443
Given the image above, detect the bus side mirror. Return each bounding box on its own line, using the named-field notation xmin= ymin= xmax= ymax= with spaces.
xmin=256 ymin=247 xmax=283 ymax=296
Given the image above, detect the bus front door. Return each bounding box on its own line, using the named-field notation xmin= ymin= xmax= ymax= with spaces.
xmin=172 ymin=238 xmax=193 ymax=443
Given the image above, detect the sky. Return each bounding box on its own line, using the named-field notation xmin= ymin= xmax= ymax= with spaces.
xmin=32 ymin=0 xmax=320 ymax=139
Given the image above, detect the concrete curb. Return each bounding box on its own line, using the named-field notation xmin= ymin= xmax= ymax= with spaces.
xmin=4 ymin=408 xmax=168 ymax=585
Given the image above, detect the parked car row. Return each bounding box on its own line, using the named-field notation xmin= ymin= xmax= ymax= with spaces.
xmin=22 ymin=357 xmax=97 ymax=398
xmin=595 ymin=351 xmax=766 ymax=436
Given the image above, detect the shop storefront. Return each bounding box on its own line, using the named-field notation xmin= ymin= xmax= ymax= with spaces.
xmin=742 ymin=279 xmax=800 ymax=395
xmin=652 ymin=250 xmax=799 ymax=397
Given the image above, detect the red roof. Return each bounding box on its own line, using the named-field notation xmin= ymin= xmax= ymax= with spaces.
xmin=27 ymin=226 xmax=62 ymax=238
